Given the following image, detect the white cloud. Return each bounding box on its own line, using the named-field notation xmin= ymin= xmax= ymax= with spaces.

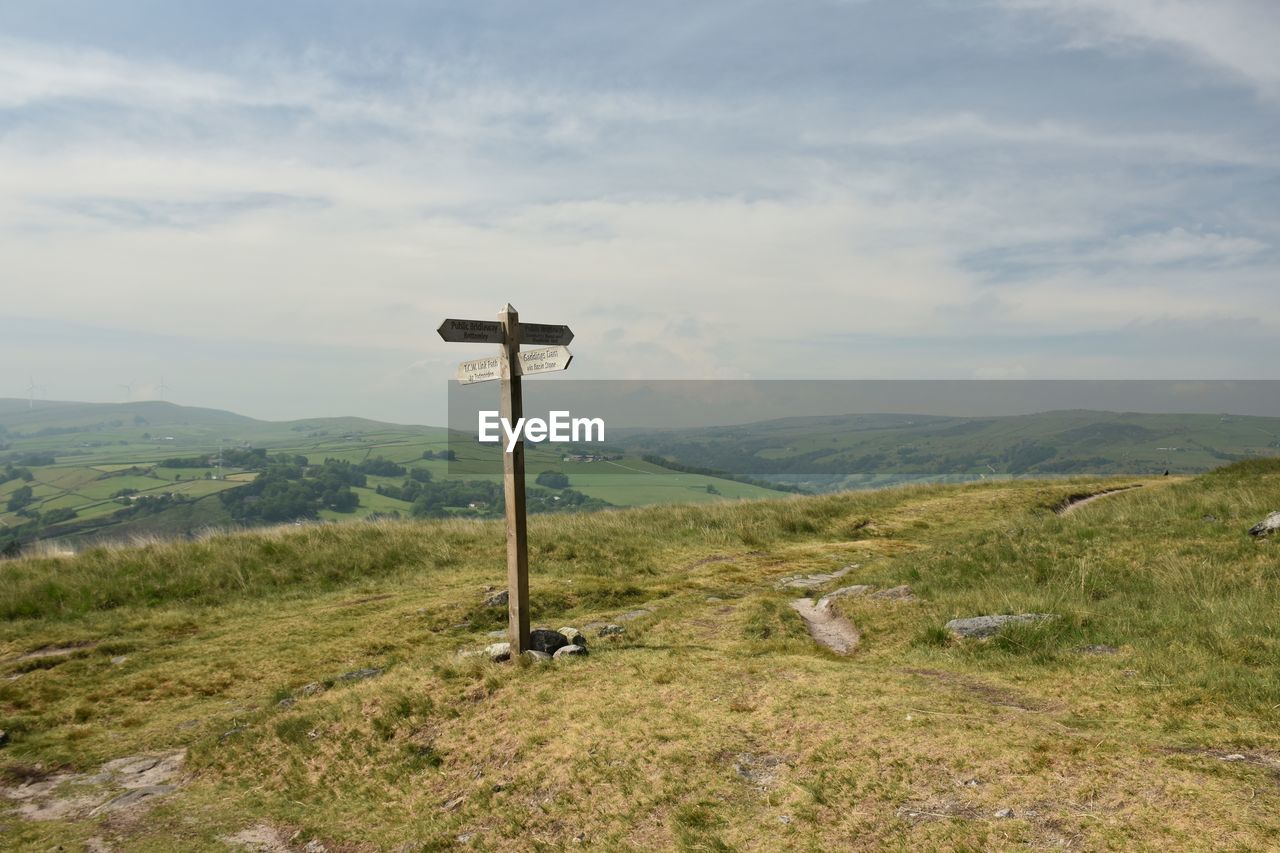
xmin=1109 ymin=227 xmax=1267 ymax=265
xmin=998 ymin=0 xmax=1280 ymax=97
xmin=0 ymin=3 xmax=1278 ymax=420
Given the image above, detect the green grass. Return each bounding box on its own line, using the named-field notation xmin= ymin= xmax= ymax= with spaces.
xmin=1 ymin=458 xmax=1279 ymax=848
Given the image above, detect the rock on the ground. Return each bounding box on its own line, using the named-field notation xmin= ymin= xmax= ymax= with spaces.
xmin=553 ymin=644 xmax=588 ymax=659
xmin=89 ymin=785 xmax=176 ymax=816
xmin=617 ymin=609 xmax=652 ymax=622
xmin=945 ymin=614 xmax=1057 ymax=639
xmin=1248 ymin=511 xmax=1280 ymax=538
xmin=870 ymin=585 xmax=915 ymax=601
xmin=791 ymin=598 xmax=860 ymax=655
xmin=598 ymin=624 xmax=625 ymax=637
xmin=483 ymin=589 xmax=509 ymax=607
xmin=484 ymin=642 xmax=511 ymax=662
xmin=3 ymin=749 xmax=186 ymax=823
xmin=523 ymin=650 xmax=552 ymax=662
xmin=558 ymin=627 xmax=587 ymax=646
xmin=994 ymin=807 xmax=1015 ymax=819
xmin=336 ymin=667 xmax=382 ymax=683
xmin=824 ymin=585 xmax=872 ymax=601
xmin=776 ymin=564 xmax=859 ymax=590
xmin=530 ymin=628 xmax=569 ymax=654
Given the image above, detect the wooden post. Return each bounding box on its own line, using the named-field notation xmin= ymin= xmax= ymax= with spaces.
xmin=439 ymin=306 xmax=572 ymax=659
xmin=499 ymin=304 xmax=530 ymax=653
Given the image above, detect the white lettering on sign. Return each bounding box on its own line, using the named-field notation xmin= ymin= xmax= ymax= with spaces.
xmin=478 ymin=410 xmax=606 ymax=452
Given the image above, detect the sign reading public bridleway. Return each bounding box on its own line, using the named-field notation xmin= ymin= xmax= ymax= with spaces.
xmin=438 ymin=319 xmax=574 ymax=346
xmin=518 ymin=345 xmax=572 ymax=376
xmin=437 ymin=305 xmax=576 ymax=655
xmin=438 ymin=318 xmax=504 ymax=343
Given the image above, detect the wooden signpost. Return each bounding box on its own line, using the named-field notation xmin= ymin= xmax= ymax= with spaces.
xmin=438 ymin=305 xmax=574 ymax=654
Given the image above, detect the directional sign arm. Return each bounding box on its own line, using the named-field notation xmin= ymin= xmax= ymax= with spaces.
xmin=516 ymin=346 xmax=573 ymax=376
xmin=438 ymin=318 xmax=504 ymax=343
xmin=518 ymin=323 xmax=573 ymax=346
xmin=455 ymin=355 xmax=504 ymax=385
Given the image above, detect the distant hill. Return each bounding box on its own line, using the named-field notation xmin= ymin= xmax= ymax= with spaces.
xmin=0 ymin=398 xmax=260 ymax=429
xmin=619 ymin=409 xmax=1280 ymax=491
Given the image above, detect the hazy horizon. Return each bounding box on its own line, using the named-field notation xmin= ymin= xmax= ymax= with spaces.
xmin=7 ymin=378 xmax=1280 ymax=430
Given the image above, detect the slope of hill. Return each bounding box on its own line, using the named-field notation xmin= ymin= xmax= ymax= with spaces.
xmin=0 ymin=462 xmax=1277 ymax=848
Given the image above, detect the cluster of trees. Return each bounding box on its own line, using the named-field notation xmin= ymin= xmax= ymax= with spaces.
xmin=1 ymin=463 xmax=34 ymax=485
xmin=7 ymin=485 xmax=35 ymax=513
xmin=161 ymin=448 xmax=290 ymax=470
xmin=3 ymin=451 xmax=56 ymax=467
xmin=358 ymin=457 xmax=407 ymax=477
xmin=112 ymin=492 xmax=188 ymax=520
xmin=525 ymin=486 xmax=611 ymax=514
xmin=422 ymin=449 xmax=457 ymax=461
xmin=373 ymin=467 xmax=433 ymax=502
xmin=219 ymin=457 xmax=367 ymax=522
xmin=407 ymin=480 xmax=503 ymax=518
xmin=367 ymin=464 xmax=611 ymax=518
xmin=535 ymin=470 xmax=569 ymax=489
xmin=162 ymin=455 xmax=215 ymax=469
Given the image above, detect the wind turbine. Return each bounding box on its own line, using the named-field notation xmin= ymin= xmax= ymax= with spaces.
xmin=158 ymin=377 xmax=169 ymax=402
xmin=27 ymin=377 xmax=36 ymax=409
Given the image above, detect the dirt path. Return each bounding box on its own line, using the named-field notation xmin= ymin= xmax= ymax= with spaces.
xmin=790 ymin=596 xmax=860 ymax=655
xmin=1056 ymin=485 xmax=1142 ymax=516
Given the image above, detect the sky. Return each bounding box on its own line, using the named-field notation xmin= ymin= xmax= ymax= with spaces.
xmin=1 ymin=0 xmax=1278 ymax=424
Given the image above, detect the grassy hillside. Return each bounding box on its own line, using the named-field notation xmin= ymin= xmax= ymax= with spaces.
xmin=1 ymin=462 xmax=1278 ymax=848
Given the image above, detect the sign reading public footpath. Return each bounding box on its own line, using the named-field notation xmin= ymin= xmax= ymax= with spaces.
xmin=437 ymin=305 xmax=575 ymax=655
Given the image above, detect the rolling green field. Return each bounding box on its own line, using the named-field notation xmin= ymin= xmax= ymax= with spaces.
xmin=5 ymin=398 xmax=1278 ymax=550
xmin=1 ymin=462 xmax=1278 ymax=848
xmin=0 ymin=400 xmax=783 ymax=546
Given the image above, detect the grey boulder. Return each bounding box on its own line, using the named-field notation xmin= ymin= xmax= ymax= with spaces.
xmin=1248 ymin=511 xmax=1280 ymax=538
xmin=870 ymin=585 xmax=915 ymax=601
xmin=553 ymin=644 xmax=588 ymax=659
xmin=945 ymin=614 xmax=1056 ymax=639
xmin=558 ymin=627 xmax=587 ymax=646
